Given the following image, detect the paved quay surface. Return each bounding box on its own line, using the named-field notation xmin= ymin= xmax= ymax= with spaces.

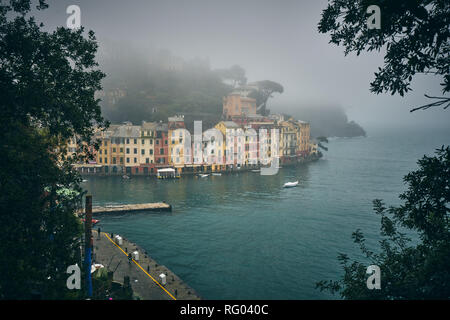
xmin=92 ymin=231 xmax=201 ymax=300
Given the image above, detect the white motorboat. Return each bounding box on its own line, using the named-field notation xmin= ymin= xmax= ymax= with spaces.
xmin=212 ymin=173 xmax=222 ymax=176
xmin=199 ymin=174 xmax=209 ymax=178
xmin=283 ymin=181 xmax=298 ymax=188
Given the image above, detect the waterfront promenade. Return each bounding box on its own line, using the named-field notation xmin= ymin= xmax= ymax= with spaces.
xmin=93 ymin=231 xmax=201 ymax=300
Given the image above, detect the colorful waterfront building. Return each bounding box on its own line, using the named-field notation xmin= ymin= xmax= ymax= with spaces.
xmin=201 ymin=125 xmax=225 ymax=172
xmin=65 ymin=135 xmax=78 ymax=161
xmin=247 ymin=121 xmax=278 ymax=166
xmin=215 ymin=121 xmax=245 ymax=169
xmin=68 ymin=109 xmax=313 ymax=176
xmin=139 ymin=121 xmax=157 ymax=174
xmin=154 ymin=122 xmax=169 ymax=167
xmin=108 ymin=124 xmax=125 ymax=173
xmin=279 ymin=120 xmax=298 ymax=164
xmin=113 ymin=122 xmax=141 ymax=175
xmin=297 ymin=120 xmax=310 ymax=157
xmin=222 ymin=91 xmax=257 ymax=120
xmin=168 ymin=115 xmax=188 ymax=174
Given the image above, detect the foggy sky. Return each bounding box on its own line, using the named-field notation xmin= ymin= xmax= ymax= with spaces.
xmin=33 ymin=0 xmax=450 ymax=130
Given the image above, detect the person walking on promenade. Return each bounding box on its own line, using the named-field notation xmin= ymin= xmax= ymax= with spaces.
xmin=128 ymin=253 xmax=132 ymax=265
xmin=97 ymin=227 xmax=101 ymax=239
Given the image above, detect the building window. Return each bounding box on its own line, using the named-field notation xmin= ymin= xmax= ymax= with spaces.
xmin=160 ymin=148 xmax=164 ymax=154
xmin=126 ymin=158 xmax=130 ymax=163
xmin=134 ymin=138 xmax=137 ymax=144
xmin=126 ymin=138 xmax=130 ymax=144
xmin=120 ymin=157 xmax=124 ymax=164
xmin=134 ymin=148 xmax=137 ymax=154
xmin=120 ymin=148 xmax=124 ymax=153
xmin=126 ymin=148 xmax=130 ymax=154
xmin=146 ymin=158 xmax=149 ymax=164
xmin=134 ymin=158 xmax=137 ymax=163
xmin=141 ymin=149 xmax=145 ymax=155
xmin=104 ymin=157 xmax=107 ymax=164
xmin=150 ymin=149 xmax=153 ymax=155
xmin=142 ymin=139 xmax=145 ymax=144
xmin=113 ymin=158 xmax=116 ymax=164
xmin=112 ymin=148 xmax=116 ymax=153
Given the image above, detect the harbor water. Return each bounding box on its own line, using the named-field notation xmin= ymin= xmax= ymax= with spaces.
xmin=82 ymin=126 xmax=450 ymax=299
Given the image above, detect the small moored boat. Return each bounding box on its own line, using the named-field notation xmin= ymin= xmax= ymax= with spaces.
xmin=283 ymin=181 xmax=298 ymax=188
xmin=82 ymin=218 xmax=100 ymax=225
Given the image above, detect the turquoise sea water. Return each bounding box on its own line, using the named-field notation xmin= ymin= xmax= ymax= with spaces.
xmin=82 ymin=126 xmax=450 ymax=299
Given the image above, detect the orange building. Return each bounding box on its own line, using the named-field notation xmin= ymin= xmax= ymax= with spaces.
xmin=222 ymin=93 xmax=257 ymax=119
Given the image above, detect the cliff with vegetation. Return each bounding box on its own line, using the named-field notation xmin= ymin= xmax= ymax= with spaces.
xmin=98 ymin=48 xmax=231 ymax=130
xmin=278 ymin=104 xmax=366 ymax=138
xmin=98 ymin=47 xmax=365 ymax=137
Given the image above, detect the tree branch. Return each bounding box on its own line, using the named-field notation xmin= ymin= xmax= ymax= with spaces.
xmin=410 ymin=94 xmax=450 ymax=112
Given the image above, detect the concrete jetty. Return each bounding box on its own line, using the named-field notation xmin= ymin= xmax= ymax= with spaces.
xmin=79 ymin=202 xmax=172 ymax=215
xmin=93 ymin=231 xmax=200 ymax=300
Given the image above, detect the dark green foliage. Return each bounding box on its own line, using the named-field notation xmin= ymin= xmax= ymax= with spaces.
xmin=0 ymin=0 xmax=106 ymax=299
xmin=214 ymin=64 xmax=247 ymax=88
xmin=318 ymin=0 xmax=450 ymax=110
xmin=91 ymin=269 xmax=133 ymax=300
xmin=281 ymin=104 xmax=366 ymax=138
xmin=99 ymin=49 xmax=233 ymax=125
xmin=317 ymin=147 xmax=450 ymax=299
xmin=248 ymin=80 xmax=284 ymax=116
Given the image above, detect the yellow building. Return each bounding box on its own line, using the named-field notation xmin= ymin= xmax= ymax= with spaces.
xmin=297 ymin=120 xmax=310 ymax=156
xmin=122 ymin=123 xmax=142 ymax=175
xmin=109 ymin=125 xmax=125 ymax=172
xmin=168 ymin=115 xmax=187 ymax=174
xmin=140 ymin=121 xmax=156 ymax=169
xmin=279 ymin=120 xmax=298 ymax=163
xmin=215 ymin=121 xmax=242 ymax=168
xmin=95 ymin=130 xmax=111 ymax=167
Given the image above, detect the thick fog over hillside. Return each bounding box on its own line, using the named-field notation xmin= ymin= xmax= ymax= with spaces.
xmin=33 ymin=0 xmax=450 ymax=133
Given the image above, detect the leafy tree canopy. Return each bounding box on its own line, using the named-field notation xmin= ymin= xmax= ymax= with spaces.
xmin=0 ymin=0 xmax=106 ymax=299
xmin=317 ymin=146 xmax=450 ymax=299
xmin=318 ymin=0 xmax=450 ymax=111
xmin=248 ymin=80 xmax=284 ymax=116
xmin=215 ymin=64 xmax=247 ymax=88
